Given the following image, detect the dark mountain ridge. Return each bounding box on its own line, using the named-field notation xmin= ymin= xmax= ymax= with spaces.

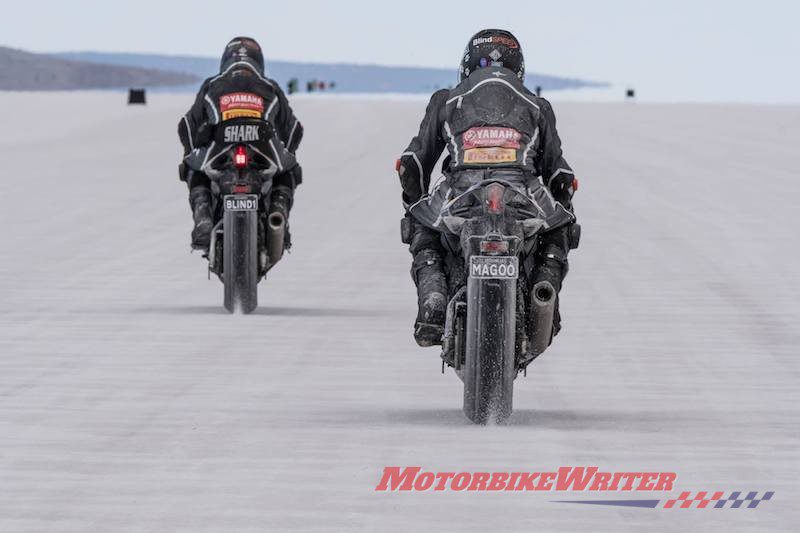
xmin=0 ymin=46 xmax=199 ymax=90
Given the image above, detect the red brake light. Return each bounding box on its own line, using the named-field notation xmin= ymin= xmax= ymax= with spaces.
xmin=486 ymin=183 xmax=505 ymax=215
xmin=480 ymin=240 xmax=509 ymax=255
xmin=234 ymin=145 xmax=248 ymax=169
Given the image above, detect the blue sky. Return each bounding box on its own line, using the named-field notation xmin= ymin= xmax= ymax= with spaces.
xmin=2 ymin=0 xmax=798 ymax=102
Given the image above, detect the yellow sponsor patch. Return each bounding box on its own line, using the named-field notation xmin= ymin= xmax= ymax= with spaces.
xmin=222 ymin=109 xmax=262 ymax=121
xmin=463 ymin=147 xmax=517 ymax=164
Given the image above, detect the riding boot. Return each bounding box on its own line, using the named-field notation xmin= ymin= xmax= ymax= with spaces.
xmin=189 ymin=186 xmax=213 ymax=250
xmin=412 ymin=249 xmax=448 ymax=347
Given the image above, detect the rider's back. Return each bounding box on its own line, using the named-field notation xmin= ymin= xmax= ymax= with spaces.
xmin=441 ymin=66 xmax=547 ymax=176
xmin=198 ymin=68 xmax=282 ymax=127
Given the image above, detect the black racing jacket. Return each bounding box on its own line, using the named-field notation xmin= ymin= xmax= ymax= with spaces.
xmin=178 ymin=63 xmax=303 ymax=188
xmin=398 ymin=66 xmax=575 ymax=210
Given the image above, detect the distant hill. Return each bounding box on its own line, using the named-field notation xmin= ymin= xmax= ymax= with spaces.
xmin=0 ymin=47 xmax=198 ymax=91
xmin=54 ymin=51 xmax=608 ymax=94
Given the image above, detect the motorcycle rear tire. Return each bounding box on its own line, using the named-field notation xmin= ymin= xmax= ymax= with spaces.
xmin=223 ymin=209 xmax=258 ymax=314
xmin=463 ymin=277 xmax=516 ymax=424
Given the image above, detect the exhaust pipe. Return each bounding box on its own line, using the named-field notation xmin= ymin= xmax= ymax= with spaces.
xmin=529 ymin=280 xmax=556 ymax=357
xmin=266 ymin=211 xmax=286 ymax=266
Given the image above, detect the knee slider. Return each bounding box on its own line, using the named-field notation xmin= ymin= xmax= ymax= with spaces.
xmin=411 ymin=248 xmax=443 ymax=283
xmin=540 ymin=244 xmax=567 ymax=265
xmin=412 ymin=248 xmax=442 ymax=270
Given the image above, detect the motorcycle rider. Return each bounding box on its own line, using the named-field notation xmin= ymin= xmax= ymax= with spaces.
xmin=178 ymin=36 xmax=303 ymax=251
xmin=397 ymin=29 xmax=579 ymax=347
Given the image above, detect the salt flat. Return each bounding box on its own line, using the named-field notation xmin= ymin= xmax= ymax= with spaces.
xmin=0 ymin=92 xmax=798 ymax=532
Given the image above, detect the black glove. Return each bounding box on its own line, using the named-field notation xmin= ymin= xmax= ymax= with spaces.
xmin=550 ymin=174 xmax=577 ymax=208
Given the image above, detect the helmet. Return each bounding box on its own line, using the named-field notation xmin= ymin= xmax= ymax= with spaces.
xmin=459 ymin=29 xmax=524 ymax=82
xmin=220 ymin=36 xmax=265 ymax=75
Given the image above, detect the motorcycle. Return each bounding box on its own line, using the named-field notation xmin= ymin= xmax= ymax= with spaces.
xmin=411 ymin=172 xmax=577 ymax=424
xmin=186 ymin=119 xmax=286 ymax=314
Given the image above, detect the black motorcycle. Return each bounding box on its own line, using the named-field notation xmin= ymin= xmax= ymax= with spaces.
xmin=188 ymin=119 xmax=286 ymax=314
xmin=414 ymin=175 xmax=576 ymax=424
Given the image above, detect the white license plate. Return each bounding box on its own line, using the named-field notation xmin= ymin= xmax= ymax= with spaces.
xmin=224 ymin=194 xmax=258 ymax=212
xmin=469 ymin=256 xmax=519 ymax=279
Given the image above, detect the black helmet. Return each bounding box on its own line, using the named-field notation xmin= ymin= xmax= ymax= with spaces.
xmin=459 ymin=29 xmax=524 ymax=82
xmin=220 ymin=36 xmax=265 ymax=75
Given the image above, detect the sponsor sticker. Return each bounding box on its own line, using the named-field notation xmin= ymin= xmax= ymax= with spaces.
xmin=464 ymin=147 xmax=517 ymax=164
xmin=219 ymin=92 xmax=264 ymax=121
xmin=462 ymin=127 xmax=521 ymax=149
xmin=222 ymin=109 xmax=262 ymax=120
xmin=223 ymin=124 xmax=261 ymax=143
xmin=472 ymin=35 xmax=519 ymax=49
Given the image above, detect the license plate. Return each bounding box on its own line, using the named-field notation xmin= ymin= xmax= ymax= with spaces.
xmin=469 ymin=256 xmax=519 ymax=279
xmin=224 ymin=194 xmax=258 ymax=212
